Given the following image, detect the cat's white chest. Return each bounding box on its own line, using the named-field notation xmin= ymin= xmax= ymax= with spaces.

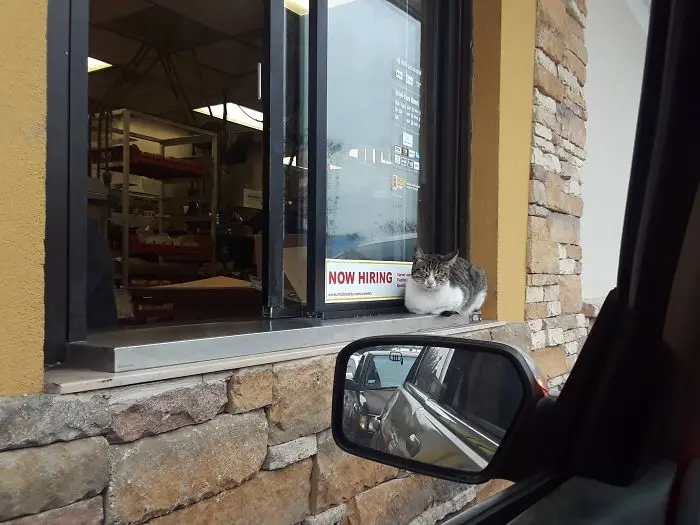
xmin=404 ymin=280 xmax=465 ymax=315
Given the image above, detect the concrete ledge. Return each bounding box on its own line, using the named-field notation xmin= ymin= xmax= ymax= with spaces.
xmin=46 ymin=317 xmax=504 ymax=394
xmin=66 ymin=315 xmax=499 ymax=373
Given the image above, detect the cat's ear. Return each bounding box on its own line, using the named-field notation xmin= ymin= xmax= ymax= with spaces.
xmin=414 ymin=245 xmax=425 ymax=259
xmin=444 ymin=250 xmax=459 ymax=265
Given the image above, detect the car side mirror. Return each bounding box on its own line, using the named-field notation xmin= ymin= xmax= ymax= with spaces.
xmin=331 ymin=335 xmax=550 ymax=485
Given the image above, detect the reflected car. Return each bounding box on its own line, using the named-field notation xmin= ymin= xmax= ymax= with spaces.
xmin=371 ymin=345 xmax=549 ymax=471
xmin=342 ymin=347 xmax=420 ymax=446
xmin=333 ymin=233 xmax=417 ymax=262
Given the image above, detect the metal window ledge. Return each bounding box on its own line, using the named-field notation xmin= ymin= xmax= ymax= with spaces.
xmin=47 ymin=315 xmax=504 ymax=394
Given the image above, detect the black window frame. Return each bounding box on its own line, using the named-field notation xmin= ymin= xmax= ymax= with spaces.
xmin=304 ymin=0 xmax=473 ymax=317
xmin=45 ymin=0 xmax=473 ymax=364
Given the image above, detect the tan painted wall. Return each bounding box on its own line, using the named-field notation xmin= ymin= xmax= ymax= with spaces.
xmin=0 ymin=0 xmax=47 ymax=396
xmin=470 ymin=0 xmax=536 ymax=322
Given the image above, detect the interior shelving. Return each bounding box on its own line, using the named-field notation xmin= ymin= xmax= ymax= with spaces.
xmin=90 ymin=109 xmax=219 ymax=288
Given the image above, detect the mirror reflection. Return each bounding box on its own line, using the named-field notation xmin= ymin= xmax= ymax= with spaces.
xmin=341 ymin=344 xmax=525 ymax=473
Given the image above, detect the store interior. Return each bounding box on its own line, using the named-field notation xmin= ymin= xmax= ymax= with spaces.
xmin=87 ymin=0 xmax=309 ymax=329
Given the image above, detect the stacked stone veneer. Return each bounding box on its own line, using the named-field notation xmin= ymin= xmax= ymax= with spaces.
xmin=0 ymin=323 xmax=529 ymax=525
xmin=582 ymin=299 xmax=602 ymax=331
xmin=525 ymin=0 xmax=589 ymax=394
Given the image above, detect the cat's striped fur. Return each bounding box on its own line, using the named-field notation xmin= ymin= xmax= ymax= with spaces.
xmin=404 ymin=247 xmax=487 ymax=318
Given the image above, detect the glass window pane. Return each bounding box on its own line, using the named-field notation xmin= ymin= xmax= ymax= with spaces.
xmin=283 ymin=6 xmax=310 ymax=306
xmin=363 ymin=354 xmax=418 ymax=389
xmin=411 ymin=346 xmax=451 ymax=398
xmin=325 ymin=0 xmax=428 ymax=304
xmin=87 ymin=0 xmax=266 ymax=328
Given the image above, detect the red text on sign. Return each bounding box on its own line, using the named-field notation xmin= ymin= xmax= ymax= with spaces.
xmin=328 ymin=271 xmax=355 ymax=285
xmin=358 ymin=271 xmax=393 ymax=284
xmin=328 ymin=271 xmax=394 ymax=285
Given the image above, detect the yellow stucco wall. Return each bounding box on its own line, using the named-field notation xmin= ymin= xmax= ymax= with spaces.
xmin=0 ymin=0 xmax=47 ymax=396
xmin=470 ymin=0 xmax=536 ymax=322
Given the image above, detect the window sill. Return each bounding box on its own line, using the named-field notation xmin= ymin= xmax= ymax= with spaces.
xmin=46 ymin=315 xmax=504 ymax=394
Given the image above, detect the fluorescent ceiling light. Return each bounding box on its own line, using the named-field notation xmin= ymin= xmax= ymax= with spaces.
xmin=284 ymin=0 xmax=355 ymax=16
xmin=193 ymin=103 xmax=264 ymax=131
xmin=88 ymin=57 xmax=113 ymax=73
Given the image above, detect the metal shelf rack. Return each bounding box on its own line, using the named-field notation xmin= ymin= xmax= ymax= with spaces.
xmin=90 ymin=109 xmax=219 ymax=286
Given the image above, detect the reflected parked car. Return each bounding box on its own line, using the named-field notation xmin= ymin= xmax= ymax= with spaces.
xmin=342 ymin=346 xmax=420 ymax=446
xmin=371 ymin=345 xmax=549 ymax=471
xmin=333 ymin=233 xmax=417 ymax=262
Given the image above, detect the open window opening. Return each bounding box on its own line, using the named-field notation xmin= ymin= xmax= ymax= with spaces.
xmin=87 ymin=0 xmax=273 ymax=329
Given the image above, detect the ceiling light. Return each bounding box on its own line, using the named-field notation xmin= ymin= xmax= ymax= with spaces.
xmin=284 ymin=0 xmax=355 ymax=16
xmin=193 ymin=103 xmax=264 ymax=131
xmin=88 ymin=57 xmax=113 ymax=73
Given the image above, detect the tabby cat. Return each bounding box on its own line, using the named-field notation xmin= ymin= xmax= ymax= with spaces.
xmin=404 ymin=247 xmax=487 ymax=318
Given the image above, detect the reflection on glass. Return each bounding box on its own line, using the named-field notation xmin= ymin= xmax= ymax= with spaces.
xmin=341 ymin=344 xmax=525 ymax=473
xmin=283 ymin=7 xmax=310 ymax=305
xmin=325 ymin=0 xmax=425 ymax=304
xmin=344 ymin=345 xmax=422 ymax=446
xmin=368 ymin=353 xmax=419 ymax=388
xmin=87 ymin=0 xmax=266 ymax=328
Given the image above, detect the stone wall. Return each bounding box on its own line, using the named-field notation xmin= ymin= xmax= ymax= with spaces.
xmin=582 ymin=299 xmax=602 ymax=331
xmin=526 ymin=0 xmax=589 ymax=394
xmin=0 ymin=323 xmax=525 ymax=525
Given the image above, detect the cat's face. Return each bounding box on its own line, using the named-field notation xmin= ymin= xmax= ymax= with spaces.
xmin=411 ymin=247 xmax=458 ymax=290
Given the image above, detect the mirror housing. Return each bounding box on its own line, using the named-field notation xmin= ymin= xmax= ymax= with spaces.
xmin=331 ymin=335 xmax=550 ymax=485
